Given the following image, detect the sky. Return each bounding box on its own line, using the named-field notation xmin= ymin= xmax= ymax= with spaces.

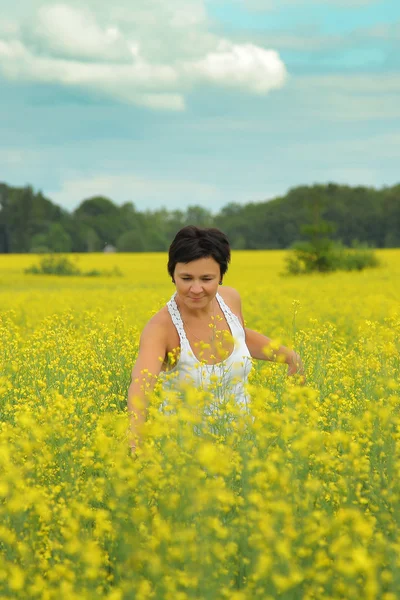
xmin=0 ymin=0 xmax=399 ymax=213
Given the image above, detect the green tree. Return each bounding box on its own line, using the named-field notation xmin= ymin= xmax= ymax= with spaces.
xmin=0 ymin=184 xmax=10 ymax=253
xmin=382 ymin=185 xmax=400 ymax=247
xmin=47 ymin=223 xmax=72 ymax=252
xmin=1 ymin=180 xmax=399 ymax=253
xmin=116 ymin=230 xmax=146 ymax=252
xmin=86 ymin=228 xmax=101 ymax=252
xmin=74 ymin=196 xmax=125 ymax=248
xmin=30 ymin=233 xmax=50 ymax=253
xmin=184 ymin=206 xmax=214 ymax=227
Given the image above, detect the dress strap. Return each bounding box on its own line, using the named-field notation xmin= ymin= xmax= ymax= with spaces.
xmin=216 ymin=293 xmax=243 ymax=331
xmin=166 ymin=293 xmax=190 ymax=348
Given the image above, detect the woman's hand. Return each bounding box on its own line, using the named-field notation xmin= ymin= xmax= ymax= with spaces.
xmin=129 ymin=433 xmax=142 ymax=460
xmin=287 ymin=351 xmax=306 ymax=383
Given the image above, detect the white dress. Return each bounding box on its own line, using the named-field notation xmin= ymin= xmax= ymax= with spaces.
xmin=159 ymin=291 xmax=253 ymax=410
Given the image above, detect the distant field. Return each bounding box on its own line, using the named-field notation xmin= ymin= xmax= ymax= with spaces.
xmin=1 ymin=250 xmax=400 ymax=598
xmin=1 ymin=249 xmax=399 ymax=334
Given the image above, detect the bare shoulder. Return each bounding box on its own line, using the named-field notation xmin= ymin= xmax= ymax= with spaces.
xmin=140 ymin=306 xmax=171 ymax=344
xmin=218 ymin=286 xmax=244 ymax=325
xmin=131 ymin=307 xmax=172 ymax=379
xmin=218 ymin=285 xmax=242 ymax=309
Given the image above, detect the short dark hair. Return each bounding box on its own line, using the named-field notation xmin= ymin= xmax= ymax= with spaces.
xmin=168 ymin=226 xmax=231 ymax=281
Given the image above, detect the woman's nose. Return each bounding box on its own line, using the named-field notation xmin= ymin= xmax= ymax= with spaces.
xmin=190 ymin=282 xmax=203 ymax=294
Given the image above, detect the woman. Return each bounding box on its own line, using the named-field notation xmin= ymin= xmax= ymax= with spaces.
xmin=128 ymin=226 xmax=304 ymax=452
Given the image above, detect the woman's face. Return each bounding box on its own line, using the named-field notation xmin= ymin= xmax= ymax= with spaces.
xmin=173 ymin=256 xmax=221 ymax=310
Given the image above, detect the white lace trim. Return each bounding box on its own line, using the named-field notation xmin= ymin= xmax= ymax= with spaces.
xmin=167 ymin=292 xmax=243 ymax=342
xmin=166 ymin=294 xmax=189 ymax=348
xmin=215 ymin=293 xmax=242 ymax=330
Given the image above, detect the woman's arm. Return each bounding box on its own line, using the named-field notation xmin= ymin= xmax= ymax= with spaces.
xmin=245 ymin=328 xmax=305 ymax=378
xmin=219 ymin=286 xmax=305 ymax=380
xmin=127 ymin=320 xmax=167 ymax=453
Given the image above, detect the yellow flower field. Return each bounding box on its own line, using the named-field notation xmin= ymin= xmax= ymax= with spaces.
xmin=1 ymin=250 xmax=400 ymax=599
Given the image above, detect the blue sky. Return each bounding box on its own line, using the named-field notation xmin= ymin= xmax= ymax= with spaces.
xmin=0 ymin=0 xmax=399 ymax=213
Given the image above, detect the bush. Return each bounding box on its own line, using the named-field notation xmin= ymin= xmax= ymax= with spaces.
xmin=24 ymin=256 xmax=123 ymax=277
xmin=339 ymin=243 xmax=380 ymax=271
xmin=285 ymin=240 xmax=338 ymax=274
xmin=285 ymin=241 xmax=380 ymax=275
xmin=84 ymin=266 xmax=123 ymax=278
xmin=25 ymin=255 xmax=80 ymax=276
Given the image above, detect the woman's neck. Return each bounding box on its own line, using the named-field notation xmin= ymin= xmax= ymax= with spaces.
xmin=176 ymin=293 xmax=217 ymax=319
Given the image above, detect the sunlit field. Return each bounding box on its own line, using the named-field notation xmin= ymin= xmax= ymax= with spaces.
xmin=1 ymin=250 xmax=400 ymax=599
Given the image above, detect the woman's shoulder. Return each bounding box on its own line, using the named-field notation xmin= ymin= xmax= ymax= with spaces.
xmin=140 ymin=305 xmax=173 ymax=340
xmin=218 ymin=286 xmax=244 ymax=325
xmin=146 ymin=305 xmax=171 ymax=328
xmin=218 ymin=285 xmax=242 ymax=306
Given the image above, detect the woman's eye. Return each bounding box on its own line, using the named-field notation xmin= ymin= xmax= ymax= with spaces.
xmin=181 ymin=277 xmax=212 ymax=281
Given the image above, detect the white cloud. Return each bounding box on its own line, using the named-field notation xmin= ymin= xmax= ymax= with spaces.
xmin=0 ymin=148 xmax=30 ymax=166
xmin=363 ymin=22 xmax=400 ymax=41
xmin=314 ymin=0 xmax=378 ymax=5
xmin=31 ymin=4 xmax=130 ymax=61
xmin=242 ymin=0 xmax=379 ymax=10
xmin=295 ymin=73 xmax=400 ymax=95
xmin=283 ymin=74 xmax=400 ymax=125
xmin=48 ymin=173 xmax=227 ymax=211
xmin=269 ymin=22 xmax=399 ymax=51
xmin=189 ymin=40 xmax=286 ymax=93
xmin=0 ymin=38 xmax=184 ymax=109
xmin=0 ymin=18 xmax=20 ymax=37
xmin=0 ymin=2 xmax=287 ymax=110
xmin=260 ymin=32 xmax=338 ymax=52
xmin=284 ymin=132 xmax=400 ymax=163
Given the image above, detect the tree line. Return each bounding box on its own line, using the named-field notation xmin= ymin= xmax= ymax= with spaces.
xmin=0 ymin=181 xmax=399 ymax=253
